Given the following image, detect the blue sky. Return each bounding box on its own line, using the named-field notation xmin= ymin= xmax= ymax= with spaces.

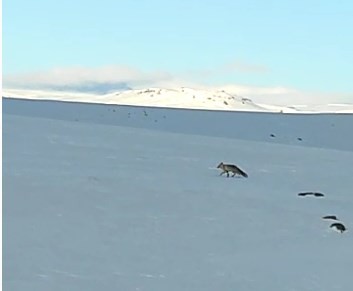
xmin=3 ymin=0 xmax=353 ymax=95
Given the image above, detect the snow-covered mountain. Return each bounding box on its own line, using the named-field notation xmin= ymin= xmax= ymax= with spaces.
xmin=3 ymin=87 xmax=353 ymax=113
xmin=110 ymin=87 xmax=269 ymax=111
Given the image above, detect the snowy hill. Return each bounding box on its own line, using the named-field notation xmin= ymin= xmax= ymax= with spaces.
xmin=4 ymin=98 xmax=353 ymax=151
xmin=3 ymin=98 xmax=353 ymax=291
xmin=3 ymin=87 xmax=353 ymax=113
xmin=109 ymin=87 xmax=270 ymax=112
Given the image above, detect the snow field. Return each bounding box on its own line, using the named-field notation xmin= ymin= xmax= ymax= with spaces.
xmin=3 ymin=99 xmax=353 ymax=291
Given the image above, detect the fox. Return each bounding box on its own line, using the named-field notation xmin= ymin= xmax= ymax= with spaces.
xmin=217 ymin=162 xmax=248 ymax=178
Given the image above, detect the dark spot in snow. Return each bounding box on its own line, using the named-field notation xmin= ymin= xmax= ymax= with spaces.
xmin=322 ymin=215 xmax=338 ymax=220
xmin=330 ymin=222 xmax=346 ymax=233
xmin=298 ymin=192 xmax=324 ymax=197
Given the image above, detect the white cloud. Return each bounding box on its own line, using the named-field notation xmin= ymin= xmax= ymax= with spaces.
xmin=3 ymin=65 xmax=173 ymax=89
xmin=3 ymin=60 xmax=269 ymax=90
xmin=218 ymin=84 xmax=353 ymax=105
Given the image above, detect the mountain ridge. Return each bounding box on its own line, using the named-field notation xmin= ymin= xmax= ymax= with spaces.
xmin=3 ymin=87 xmax=353 ymax=114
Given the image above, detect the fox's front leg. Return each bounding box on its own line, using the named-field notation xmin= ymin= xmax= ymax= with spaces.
xmin=226 ymin=171 xmax=230 ymax=177
xmin=219 ymin=170 xmax=229 ymax=177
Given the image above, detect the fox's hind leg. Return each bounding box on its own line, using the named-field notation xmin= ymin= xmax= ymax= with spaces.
xmin=231 ymin=172 xmax=236 ymax=177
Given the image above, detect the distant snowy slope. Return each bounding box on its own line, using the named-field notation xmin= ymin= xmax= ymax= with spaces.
xmin=3 ymin=87 xmax=269 ymax=112
xmin=4 ymin=87 xmax=353 ymax=113
xmin=4 ymin=98 xmax=353 ymax=151
xmin=3 ymin=112 xmax=353 ymax=291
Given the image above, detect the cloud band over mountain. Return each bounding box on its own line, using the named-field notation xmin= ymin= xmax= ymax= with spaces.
xmin=3 ymin=64 xmax=352 ymax=105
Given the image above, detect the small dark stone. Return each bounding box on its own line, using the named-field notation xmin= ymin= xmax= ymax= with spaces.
xmin=297 ymin=137 xmax=302 ymax=141
xmin=322 ymin=215 xmax=338 ymax=220
xmin=270 ymin=134 xmax=276 ymax=138
xmin=330 ymin=222 xmax=346 ymax=233
xmin=298 ymin=192 xmax=324 ymax=197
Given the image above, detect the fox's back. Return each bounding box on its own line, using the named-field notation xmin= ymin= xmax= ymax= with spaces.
xmin=218 ymin=163 xmax=238 ymax=172
xmin=223 ymin=164 xmax=239 ymax=172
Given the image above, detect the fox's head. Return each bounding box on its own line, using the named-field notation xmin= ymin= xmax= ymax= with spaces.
xmin=217 ymin=162 xmax=224 ymax=169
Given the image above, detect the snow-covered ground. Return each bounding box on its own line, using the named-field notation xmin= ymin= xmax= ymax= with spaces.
xmin=3 ymin=98 xmax=353 ymax=291
xmin=3 ymin=87 xmax=353 ymax=113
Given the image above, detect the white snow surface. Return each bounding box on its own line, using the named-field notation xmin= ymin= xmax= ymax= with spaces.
xmin=3 ymin=87 xmax=353 ymax=113
xmin=3 ymin=98 xmax=353 ymax=291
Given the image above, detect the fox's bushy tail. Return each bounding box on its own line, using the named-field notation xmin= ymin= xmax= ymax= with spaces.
xmin=236 ymin=166 xmax=248 ymax=178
